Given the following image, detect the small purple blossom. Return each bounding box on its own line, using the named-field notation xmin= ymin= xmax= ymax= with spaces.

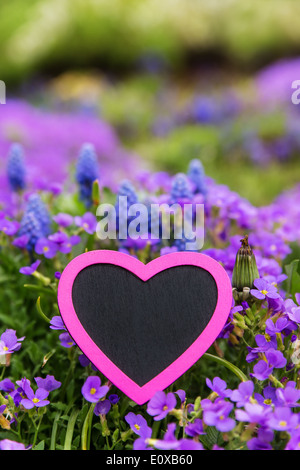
xmin=147 ymin=391 xmax=177 ymax=421
xmin=20 ymin=382 xmax=50 ymax=409
xmin=250 ymin=278 xmax=280 ymax=300
xmin=81 ymin=376 xmax=109 ymax=403
xmin=34 ymin=375 xmax=61 ymax=392
xmin=0 ymin=329 xmax=25 ymax=354
xmin=50 ymin=316 xmax=66 ymax=330
xmin=0 ymin=439 xmax=27 ymax=450
xmin=59 ymin=332 xmax=75 ymax=348
xmin=230 ymin=381 xmax=254 ymax=407
xmin=94 ymin=399 xmax=111 ymax=416
xmin=35 ymin=237 xmax=57 ymax=259
xmin=75 ymin=212 xmax=97 ymax=234
xmin=19 ymin=260 xmax=41 ymax=275
xmin=206 ymin=377 xmax=232 ymax=398
xmin=202 ymin=399 xmax=235 ymax=432
xmin=125 ymin=412 xmax=152 ymax=437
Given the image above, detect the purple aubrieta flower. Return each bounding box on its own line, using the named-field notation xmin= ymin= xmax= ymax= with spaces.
xmin=267 ymin=407 xmax=299 ymax=432
xmin=52 ymin=213 xmax=74 ymax=227
xmin=230 ymin=381 xmax=254 ymax=408
xmin=35 ymin=237 xmax=57 ymax=259
xmin=0 ymin=219 xmax=20 ymax=236
xmin=265 ymin=317 xmax=290 ymax=336
xmin=206 ymin=377 xmax=232 ymax=398
xmin=247 ymin=428 xmax=274 ymax=451
xmin=285 ymin=430 xmax=300 ymax=450
xmin=109 ymin=394 xmax=120 ymax=405
xmin=49 ymin=316 xmax=66 ymax=330
xmin=20 ymin=382 xmax=50 ymax=409
xmin=48 ymin=232 xmax=81 ymax=254
xmin=81 ymin=376 xmax=109 ymax=403
xmin=0 ymin=439 xmax=27 ymax=450
xmin=147 ymin=391 xmax=177 ymax=421
xmin=0 ymin=329 xmax=25 ymax=355
xmin=75 ymin=212 xmax=97 ymax=235
xmin=59 ymin=332 xmax=75 ymax=348
xmin=94 ymin=399 xmax=111 ymax=416
xmin=202 ymin=399 xmax=235 ymax=432
xmin=19 ymin=260 xmax=41 ymax=276
xmin=0 ymin=378 xmax=15 ymax=393
xmin=246 ymin=334 xmax=278 ymax=363
xmin=12 ymin=234 xmax=29 ymax=249
xmin=250 ymin=278 xmax=280 ymax=301
xmin=34 ymin=375 xmax=61 ymax=392
xmin=254 ymin=385 xmax=279 ymax=408
xmin=275 ymin=381 xmax=300 ymax=408
xmin=125 ymin=412 xmax=152 ymax=437
xmin=252 ymin=348 xmax=287 ymax=381
xmin=185 ymin=418 xmax=205 ymax=437
xmin=235 ymin=402 xmax=272 ymax=426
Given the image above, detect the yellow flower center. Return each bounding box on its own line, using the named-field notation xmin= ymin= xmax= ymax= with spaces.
xmin=3 ymin=346 xmax=8 ymax=351
xmin=219 ymin=415 xmax=225 ymax=420
xmin=163 ymin=405 xmax=168 ymax=411
xmin=32 ymin=398 xmax=40 ymax=404
xmin=83 ymin=223 xmax=89 ymax=230
xmin=43 ymin=246 xmax=49 ymax=252
xmin=90 ymin=387 xmax=96 ymax=395
xmin=264 ymin=399 xmax=272 ymax=405
xmin=265 ymin=334 xmax=271 ymax=342
xmin=134 ymin=424 xmax=140 ymax=431
xmin=279 ymin=421 xmax=287 ymax=427
xmin=261 ymin=290 xmax=268 ymax=295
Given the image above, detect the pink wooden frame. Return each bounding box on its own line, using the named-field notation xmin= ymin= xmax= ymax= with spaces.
xmin=57 ymin=250 xmax=232 ymax=404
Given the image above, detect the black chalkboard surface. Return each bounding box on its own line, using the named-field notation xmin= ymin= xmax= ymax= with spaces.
xmin=72 ymin=263 xmax=218 ymax=386
xmin=58 ymin=250 xmax=232 ymax=404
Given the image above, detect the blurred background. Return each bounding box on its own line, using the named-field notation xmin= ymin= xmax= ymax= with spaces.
xmin=1 ymin=0 xmax=300 ymax=207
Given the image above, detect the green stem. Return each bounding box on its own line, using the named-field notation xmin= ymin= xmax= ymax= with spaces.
xmin=81 ymin=403 xmax=95 ymax=450
xmin=203 ymin=353 xmax=248 ymax=382
xmin=64 ymin=409 xmax=79 ymax=450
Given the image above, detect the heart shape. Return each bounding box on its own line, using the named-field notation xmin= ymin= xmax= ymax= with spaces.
xmin=57 ymin=250 xmax=232 ymax=404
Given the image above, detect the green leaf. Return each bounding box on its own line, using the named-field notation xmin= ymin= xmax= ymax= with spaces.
xmin=33 ymin=440 xmax=45 ymax=450
xmin=203 ymin=353 xmax=248 ymax=382
xmin=284 ymin=260 xmax=300 ymax=298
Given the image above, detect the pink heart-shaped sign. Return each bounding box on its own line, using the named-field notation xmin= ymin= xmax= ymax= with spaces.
xmin=57 ymin=250 xmax=232 ymax=404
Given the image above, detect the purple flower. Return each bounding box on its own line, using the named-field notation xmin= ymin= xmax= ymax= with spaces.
xmin=12 ymin=234 xmax=29 ymax=249
xmin=48 ymin=231 xmax=80 ymax=254
xmin=247 ymin=428 xmax=274 ymax=450
xmin=252 ymin=360 xmax=274 ymax=381
xmin=175 ymin=389 xmax=186 ymax=403
xmin=230 ymin=381 xmax=254 ymax=407
xmin=267 ymin=407 xmax=299 ymax=432
xmin=265 ymin=317 xmax=290 ymax=336
xmin=0 ymin=439 xmax=27 ymax=450
xmin=125 ymin=412 xmax=152 ymax=437
xmin=94 ymin=399 xmax=111 ymax=416
xmin=206 ymin=377 xmax=232 ymax=398
xmin=202 ymin=399 xmax=235 ymax=432
xmin=75 ymin=212 xmax=97 ymax=234
xmin=286 ymin=430 xmax=300 ymax=450
xmin=250 ymin=278 xmax=280 ymax=300
xmin=254 ymin=385 xmax=279 ymax=408
xmin=109 ymin=394 xmax=119 ymax=405
xmin=19 ymin=260 xmax=41 ymax=275
xmin=0 ymin=219 xmax=20 ymax=236
xmin=185 ymin=419 xmax=205 ymax=437
xmin=276 ymin=381 xmax=300 ymax=408
xmin=35 ymin=237 xmax=57 ymax=259
xmin=235 ymin=403 xmax=272 ymax=426
xmin=53 ymin=213 xmax=74 ymax=227
xmin=81 ymin=376 xmax=109 ymax=403
xmin=34 ymin=375 xmax=61 ymax=392
xmin=0 ymin=378 xmax=15 ymax=393
xmin=20 ymin=382 xmax=50 ymax=409
xmin=147 ymin=391 xmax=177 ymax=421
xmin=0 ymin=329 xmax=25 ymax=354
xmin=59 ymin=332 xmax=75 ymax=348
xmin=50 ymin=316 xmax=66 ymax=330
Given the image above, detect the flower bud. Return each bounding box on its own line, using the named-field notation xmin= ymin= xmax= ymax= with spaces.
xmin=232 ymin=235 xmax=259 ymax=292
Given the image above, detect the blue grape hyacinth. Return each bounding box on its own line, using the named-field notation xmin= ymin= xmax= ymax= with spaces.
xmin=7 ymin=143 xmax=26 ymax=192
xmin=115 ymin=180 xmax=138 ymax=237
xmin=187 ymin=159 xmax=207 ymax=196
xmin=170 ymin=173 xmax=192 ymax=203
xmin=25 ymin=194 xmax=51 ymax=237
xmin=75 ymin=143 xmax=99 ymax=207
xmin=18 ymin=211 xmax=42 ymax=252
